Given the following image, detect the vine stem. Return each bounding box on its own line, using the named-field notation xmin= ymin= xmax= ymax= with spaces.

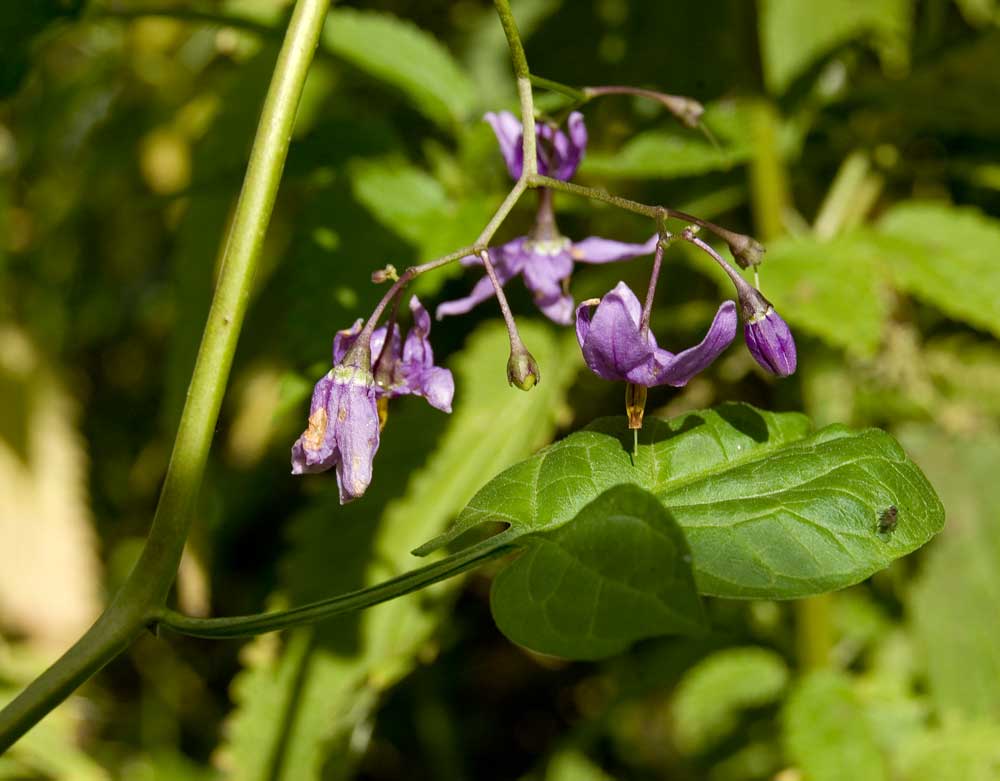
xmin=156 ymin=535 xmax=517 ymax=638
xmin=0 ymin=0 xmax=332 ymax=752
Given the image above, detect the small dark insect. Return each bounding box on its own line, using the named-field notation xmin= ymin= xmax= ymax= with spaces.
xmin=877 ymin=505 xmax=898 ymax=535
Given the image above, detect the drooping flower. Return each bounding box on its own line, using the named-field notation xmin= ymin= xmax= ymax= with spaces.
xmin=290 ymin=360 xmax=380 ymax=504
xmin=575 ymin=281 xmax=737 ymax=387
xmin=291 ymin=296 xmax=453 ymax=504
xmin=486 ymin=110 xmax=587 ymax=181
xmin=436 ymin=233 xmax=658 ymax=325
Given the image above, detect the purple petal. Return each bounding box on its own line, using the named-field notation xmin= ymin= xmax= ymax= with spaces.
xmin=571 ymin=234 xmax=659 ymax=264
xmin=291 ymin=372 xmax=339 ymax=474
xmin=534 ymin=290 xmax=575 ymax=325
xmin=552 ymin=111 xmax=587 ymax=180
xmin=436 ymin=243 xmax=523 ymax=320
xmin=330 ymin=368 xmax=380 ymax=504
xmin=745 ymin=309 xmax=797 ymax=376
xmin=332 ymin=319 xmax=363 ymax=364
xmin=485 ymin=111 xmax=524 ymax=180
xmin=627 ymin=301 xmax=738 ymax=387
xmin=402 ymin=295 xmax=434 ymax=367
xmin=576 ymin=282 xmax=652 ymax=381
xmin=521 ymin=247 xmax=572 ymax=296
xmin=406 ymin=365 xmax=455 ymax=413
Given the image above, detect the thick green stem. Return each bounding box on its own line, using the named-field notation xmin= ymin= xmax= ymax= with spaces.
xmin=0 ymin=0 xmax=332 ymax=752
xmin=156 ymin=536 xmax=517 ymax=638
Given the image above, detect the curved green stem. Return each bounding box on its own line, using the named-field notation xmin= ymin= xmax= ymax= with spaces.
xmin=0 ymin=0 xmax=332 ymax=753
xmin=156 ymin=535 xmax=518 ymax=638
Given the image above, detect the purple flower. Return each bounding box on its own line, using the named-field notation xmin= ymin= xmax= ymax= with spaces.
xmin=335 ymin=296 xmax=455 ymax=411
xmin=575 ymin=281 xmax=737 ymax=387
xmin=740 ymin=288 xmax=797 ymax=376
xmin=291 ymin=363 xmax=380 ymax=504
xmin=436 ymin=234 xmax=658 ymax=326
xmin=486 ymin=110 xmax=587 ymax=181
xmin=291 ymin=296 xmax=453 ymax=504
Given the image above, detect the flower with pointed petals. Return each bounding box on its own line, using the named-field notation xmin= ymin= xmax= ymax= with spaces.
xmin=291 ymin=296 xmax=453 ymax=504
xmin=486 ymin=110 xmax=587 ymax=181
xmin=437 ymin=234 xmax=659 ymax=325
xmin=575 ymin=281 xmax=737 ymax=387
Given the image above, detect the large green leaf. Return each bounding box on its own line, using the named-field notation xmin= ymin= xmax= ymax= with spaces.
xmin=491 ymin=485 xmax=704 ymax=659
xmin=759 ymin=0 xmax=912 ymax=94
xmin=420 ymin=404 xmax=943 ymax=600
xmin=877 ymin=202 xmax=1000 ymax=341
xmin=782 ymin=670 xmax=888 ymax=781
xmin=323 ymin=9 xmax=476 ymax=128
xmin=222 ymin=322 xmax=580 ymax=780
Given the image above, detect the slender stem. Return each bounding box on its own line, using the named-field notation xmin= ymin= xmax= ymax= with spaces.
xmin=156 ymin=536 xmax=517 ymax=638
xmin=583 ymin=86 xmax=704 ymax=128
xmin=680 ymin=231 xmax=754 ymax=298
xmin=493 ymin=0 xmax=537 ymax=177
xmin=476 ymin=178 xmax=528 ymax=246
xmin=479 ymin=250 xmax=522 ymax=348
xmin=528 ymin=74 xmax=586 ymax=102
xmin=639 ymin=240 xmax=666 ymax=336
xmin=0 ymin=0 xmax=332 ymax=752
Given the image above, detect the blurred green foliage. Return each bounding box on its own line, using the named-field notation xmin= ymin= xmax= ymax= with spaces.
xmin=2 ymin=0 xmax=1000 ymax=778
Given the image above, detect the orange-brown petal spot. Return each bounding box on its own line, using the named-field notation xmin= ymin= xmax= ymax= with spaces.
xmin=303 ymin=407 xmax=328 ymax=451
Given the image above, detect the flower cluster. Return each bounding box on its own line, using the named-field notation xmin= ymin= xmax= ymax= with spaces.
xmin=293 ymin=110 xmax=797 ymax=502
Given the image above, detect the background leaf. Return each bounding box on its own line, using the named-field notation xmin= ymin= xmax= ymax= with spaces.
xmin=759 ymin=0 xmax=912 ymax=94
xmin=322 ymin=9 xmax=477 ymax=128
xmin=782 ymin=670 xmax=888 ymax=781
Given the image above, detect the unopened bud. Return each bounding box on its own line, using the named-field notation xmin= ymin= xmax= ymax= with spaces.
xmin=625 ymin=382 xmax=647 ymax=430
xmin=507 ymin=347 xmax=540 ymax=391
xmin=371 ymin=264 xmax=399 ymax=284
xmin=658 ymin=94 xmax=705 ymax=129
xmin=728 ymin=234 xmax=766 ymax=269
xmin=738 ymin=286 xmax=797 ymax=377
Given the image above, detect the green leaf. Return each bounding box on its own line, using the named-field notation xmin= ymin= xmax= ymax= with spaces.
xmin=782 ymin=670 xmax=888 ymax=781
xmin=422 ymin=403 xmax=943 ymax=600
xmin=222 ymin=322 xmax=580 ymax=780
xmin=671 ymin=647 xmax=789 ymax=754
xmin=749 ymin=233 xmax=892 ymax=357
xmin=580 ymin=102 xmax=753 ymax=179
xmin=898 ymin=722 xmax=1000 ymax=781
xmin=759 ymin=0 xmax=912 ymax=94
xmin=348 ymin=157 xmax=498 ymax=288
xmin=323 ymin=9 xmax=476 ymax=128
xmin=902 ymin=427 xmax=1000 ymax=722
xmin=491 ymin=485 xmax=704 ymax=659
xmin=877 ymin=202 xmax=1000 ymax=341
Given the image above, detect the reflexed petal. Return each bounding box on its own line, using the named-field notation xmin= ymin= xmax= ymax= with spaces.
xmin=436 ymin=243 xmax=522 ymax=320
xmin=627 ymin=301 xmax=738 ymax=387
xmin=485 ymin=111 xmax=524 ymax=180
xmin=534 ymin=290 xmax=575 ymax=325
xmin=553 ymin=111 xmax=587 ymax=180
xmin=576 ymin=282 xmax=652 ymax=381
xmin=332 ymin=319 xmax=363 ymax=364
xmin=402 ymin=295 xmax=434 ymax=367
xmin=521 ymin=248 xmax=572 ymax=298
xmin=407 ymin=365 xmax=455 ymax=413
xmin=571 ymin=234 xmax=658 ymax=264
